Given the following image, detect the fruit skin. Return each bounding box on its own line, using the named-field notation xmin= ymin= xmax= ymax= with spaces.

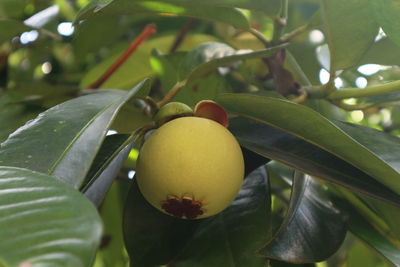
xmin=136 ymin=116 xmax=244 ymax=219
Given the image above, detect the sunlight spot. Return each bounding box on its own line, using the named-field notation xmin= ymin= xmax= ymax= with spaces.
xmin=351 ymin=110 xmax=364 ymax=122
xmin=139 ymin=1 xmax=185 ymax=14
xmin=357 ymin=64 xmax=389 ymax=76
xmin=128 ymin=149 xmax=139 ymax=161
xmin=343 ymin=98 xmax=356 ymax=105
xmin=41 ymin=62 xmax=52 ymax=74
xmin=355 ymin=77 xmax=368 ymax=88
xmin=375 ymin=28 xmax=387 ymax=42
xmin=309 ymin=30 xmax=324 ymax=44
xmin=319 ymin=68 xmax=330 ymax=84
xmin=381 ymin=109 xmax=391 ymax=125
xmin=334 ymin=77 xmax=343 ymax=88
xmin=20 ymin=30 xmax=39 ymax=44
xmin=128 ymin=170 xmax=136 ymax=179
xmin=316 ymin=44 xmax=330 ymax=70
xmin=106 ymin=130 xmax=118 ymax=136
xmin=57 ymin=22 xmax=74 ymax=36
xmin=368 ymin=114 xmax=381 ymax=125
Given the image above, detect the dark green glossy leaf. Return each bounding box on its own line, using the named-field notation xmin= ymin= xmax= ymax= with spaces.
xmin=320 ymin=0 xmax=379 ymax=71
xmin=347 ymin=206 xmax=400 ymax=265
xmin=77 ymin=0 xmax=250 ymax=30
xmin=369 ymin=0 xmax=400 ymax=47
xmin=229 ymin=117 xmax=400 ymax=206
xmin=217 ymin=93 xmax=400 ymax=195
xmin=0 ymin=166 xmax=102 ymax=266
xmin=175 ymin=166 xmax=271 ymax=267
xmin=83 ymin=134 xmax=132 ymax=206
xmin=0 ymin=79 xmax=151 ymax=188
xmin=123 ymin=181 xmax=199 ymax=267
xmin=261 ymin=173 xmax=347 ymax=263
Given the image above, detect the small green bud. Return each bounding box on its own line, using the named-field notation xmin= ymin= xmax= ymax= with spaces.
xmin=153 ymin=102 xmax=193 ymax=126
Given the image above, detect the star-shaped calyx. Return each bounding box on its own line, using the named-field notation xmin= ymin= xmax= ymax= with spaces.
xmin=161 ymin=195 xmax=204 ymax=219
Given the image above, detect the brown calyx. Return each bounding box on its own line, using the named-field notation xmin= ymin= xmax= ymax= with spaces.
xmin=161 ymin=195 xmax=204 ymax=219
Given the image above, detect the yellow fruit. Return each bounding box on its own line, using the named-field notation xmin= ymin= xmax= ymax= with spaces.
xmin=136 ymin=116 xmax=244 ymax=219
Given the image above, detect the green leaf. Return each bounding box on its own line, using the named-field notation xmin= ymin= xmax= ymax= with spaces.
xmin=11 ymin=82 xmax=80 ymax=108
xmin=0 ymin=166 xmax=102 ymax=266
xmin=260 ymin=173 xmax=347 ymax=263
xmin=217 ymin=93 xmax=400 ymax=195
xmin=77 ymin=0 xmax=250 ymax=30
xmin=347 ymin=206 xmax=400 ymax=266
xmin=175 ymin=166 xmax=271 ymax=267
xmin=81 ymin=35 xmax=215 ymax=90
xmin=229 ymin=117 xmax=400 ymax=206
xmin=369 ymin=0 xmax=400 ymax=47
xmin=123 ymin=181 xmax=199 ymax=267
xmin=91 ymin=0 xmax=281 ymax=15
xmin=83 ymin=134 xmax=132 ymax=206
xmin=320 ymin=0 xmax=379 ymax=71
xmin=175 ymin=72 xmax=233 ymax=107
xmin=0 ymin=79 xmax=151 ymax=188
xmin=0 ymin=94 xmax=43 ymax=143
xmin=360 ymin=38 xmax=400 ymax=66
xmin=184 ymin=42 xmax=287 ymax=82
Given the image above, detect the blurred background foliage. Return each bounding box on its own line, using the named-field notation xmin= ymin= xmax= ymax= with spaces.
xmin=1 ymin=0 xmax=400 ymax=266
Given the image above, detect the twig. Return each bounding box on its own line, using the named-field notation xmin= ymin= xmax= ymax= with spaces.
xmin=157 ymin=80 xmax=187 ymax=107
xmin=280 ymin=24 xmax=309 ymax=43
xmin=169 ymin=19 xmax=195 ymax=53
xmin=88 ymin=24 xmax=157 ymax=89
xmin=248 ymin=27 xmax=270 ymax=47
xmin=271 ymin=0 xmax=288 ymax=44
xmin=328 ymin=80 xmax=400 ymax=100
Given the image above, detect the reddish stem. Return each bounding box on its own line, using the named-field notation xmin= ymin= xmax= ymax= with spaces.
xmin=88 ymin=24 xmax=157 ymax=89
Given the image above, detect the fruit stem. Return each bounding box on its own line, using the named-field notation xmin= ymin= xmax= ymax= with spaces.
xmin=157 ymin=80 xmax=187 ymax=108
xmin=87 ymin=24 xmax=157 ymax=89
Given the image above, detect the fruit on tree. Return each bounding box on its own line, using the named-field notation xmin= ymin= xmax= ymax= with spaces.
xmin=136 ymin=116 xmax=244 ymax=219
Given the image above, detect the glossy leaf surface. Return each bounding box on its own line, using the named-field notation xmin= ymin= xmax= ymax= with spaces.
xmin=0 ymin=166 xmax=102 ymax=266
xmin=261 ymin=174 xmax=347 ymax=263
xmin=0 ymin=80 xmax=150 ymax=188
xmin=217 ymin=93 xmax=400 ymax=194
xmin=84 ymin=134 xmax=132 ymax=206
xmin=229 ymin=117 xmax=400 ymax=206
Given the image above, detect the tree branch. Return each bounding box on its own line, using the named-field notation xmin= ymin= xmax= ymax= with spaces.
xmin=88 ymin=24 xmax=157 ymax=89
